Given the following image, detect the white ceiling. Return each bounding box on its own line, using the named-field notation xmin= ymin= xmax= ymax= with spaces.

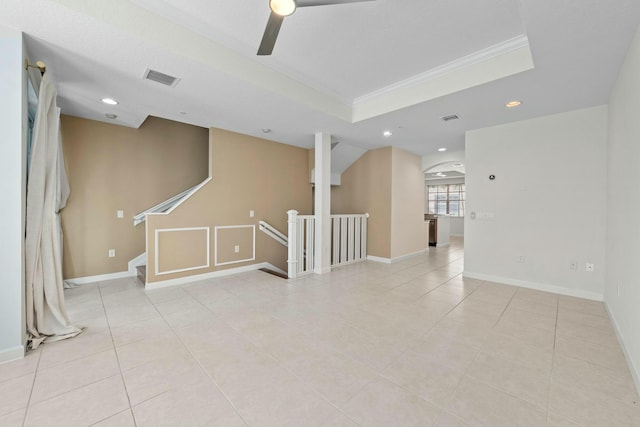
xmin=2 ymin=0 xmax=640 ymax=157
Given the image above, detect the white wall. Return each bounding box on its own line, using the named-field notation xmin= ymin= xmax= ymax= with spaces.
xmin=0 ymin=27 xmax=26 ymax=361
xmin=449 ymin=217 xmax=464 ymax=237
xmin=605 ymin=26 xmax=640 ymax=391
xmin=422 ymin=150 xmax=464 ymax=172
xmin=464 ymin=106 xmax=608 ymax=300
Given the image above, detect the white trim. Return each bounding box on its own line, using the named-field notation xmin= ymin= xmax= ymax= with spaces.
xmin=127 ymin=252 xmax=146 ymax=275
xmin=367 ymin=249 xmax=428 ymax=264
xmin=65 ymin=270 xmax=134 ymax=286
xmin=214 ymin=225 xmax=256 ymax=267
xmin=354 ymin=35 xmax=530 ymax=104
xmin=155 ymin=227 xmax=210 ymax=276
xmin=367 ymin=255 xmax=391 ymax=264
xmin=604 ymin=302 xmax=640 ymax=395
xmin=0 ymin=345 xmax=24 ymax=364
xmin=145 ymin=262 xmax=282 ymax=290
xmin=392 ymin=249 xmax=428 ymax=262
xmin=463 ymin=271 xmax=604 ymax=301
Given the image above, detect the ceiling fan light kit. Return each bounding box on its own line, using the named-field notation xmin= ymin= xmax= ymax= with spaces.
xmin=258 ymin=0 xmax=375 ymax=56
xmin=270 ymin=0 xmax=296 ymax=16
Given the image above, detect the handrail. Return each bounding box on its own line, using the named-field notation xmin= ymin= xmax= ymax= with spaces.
xmin=133 ymin=179 xmax=209 ymax=226
xmin=259 ymin=220 xmax=288 ymax=247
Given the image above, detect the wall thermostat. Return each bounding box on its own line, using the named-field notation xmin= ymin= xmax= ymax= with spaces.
xmin=489 ymin=174 xmax=496 ymax=180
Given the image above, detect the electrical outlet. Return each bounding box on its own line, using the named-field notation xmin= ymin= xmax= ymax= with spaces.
xmin=117 ymin=210 xmax=124 ymax=219
xmin=569 ymin=262 xmax=577 ymax=270
xmin=249 ymin=210 xmax=255 ymax=218
xmin=515 ymin=255 xmax=525 ymax=264
xmin=586 ymin=262 xmax=595 ymax=272
xmin=234 ymin=245 xmax=240 ymax=253
xmin=108 ymin=249 xmax=115 ymax=258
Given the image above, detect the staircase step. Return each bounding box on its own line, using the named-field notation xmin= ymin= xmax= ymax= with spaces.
xmin=258 ymin=267 xmax=288 ymax=280
xmin=136 ymin=265 xmax=146 ymax=284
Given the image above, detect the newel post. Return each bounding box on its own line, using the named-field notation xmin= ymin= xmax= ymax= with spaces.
xmin=287 ymin=210 xmax=298 ymax=279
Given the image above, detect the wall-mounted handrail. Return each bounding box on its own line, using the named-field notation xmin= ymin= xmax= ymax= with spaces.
xmin=133 ymin=179 xmax=210 ymax=226
xmin=259 ymin=220 xmax=288 ymax=247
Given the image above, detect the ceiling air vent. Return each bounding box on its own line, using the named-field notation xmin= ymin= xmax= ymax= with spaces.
xmin=441 ymin=114 xmax=460 ymax=122
xmin=142 ymin=68 xmax=181 ymax=87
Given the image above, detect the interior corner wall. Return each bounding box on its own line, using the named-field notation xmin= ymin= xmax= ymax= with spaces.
xmin=145 ymin=128 xmax=312 ymax=283
xmin=331 ymin=147 xmax=392 ymax=259
xmin=0 ymin=27 xmax=27 ymax=360
xmin=465 ymin=105 xmax=608 ymax=300
xmin=60 ymin=115 xmax=209 ymax=279
xmin=605 ymin=25 xmax=640 ymax=391
xmin=390 ymin=147 xmax=426 ymax=259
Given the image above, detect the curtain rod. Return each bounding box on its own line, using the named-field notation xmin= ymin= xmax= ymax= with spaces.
xmin=25 ymin=60 xmax=46 ymax=76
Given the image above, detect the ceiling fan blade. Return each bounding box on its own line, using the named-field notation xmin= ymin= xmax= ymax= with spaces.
xmin=257 ymin=11 xmax=285 ymax=56
xmin=296 ymin=0 xmax=375 ymax=7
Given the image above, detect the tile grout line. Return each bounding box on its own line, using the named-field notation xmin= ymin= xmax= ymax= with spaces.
xmin=545 ymin=294 xmax=561 ymax=426
xmin=20 ymin=343 xmax=44 ymax=427
xmin=96 ymin=280 xmax=139 ymax=427
xmin=143 ymin=284 xmax=252 ymax=427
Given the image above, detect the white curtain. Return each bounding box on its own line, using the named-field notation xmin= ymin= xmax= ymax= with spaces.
xmin=25 ymin=73 xmax=82 ymax=349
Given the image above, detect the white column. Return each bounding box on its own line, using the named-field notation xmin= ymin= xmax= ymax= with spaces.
xmin=314 ymin=132 xmax=331 ymax=274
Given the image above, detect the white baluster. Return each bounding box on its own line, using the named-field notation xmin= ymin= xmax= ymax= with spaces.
xmin=287 ymin=210 xmax=298 ymax=279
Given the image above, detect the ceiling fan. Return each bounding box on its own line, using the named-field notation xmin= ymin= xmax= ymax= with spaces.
xmin=258 ymin=0 xmax=375 ymax=56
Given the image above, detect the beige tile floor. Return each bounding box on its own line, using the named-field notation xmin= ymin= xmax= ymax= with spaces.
xmin=1 ymin=238 xmax=639 ymax=426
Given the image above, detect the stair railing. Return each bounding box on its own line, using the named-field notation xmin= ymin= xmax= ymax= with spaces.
xmin=258 ymin=220 xmax=288 ymax=247
xmin=331 ymin=213 xmax=369 ymax=267
xmin=133 ymin=179 xmax=210 ymax=226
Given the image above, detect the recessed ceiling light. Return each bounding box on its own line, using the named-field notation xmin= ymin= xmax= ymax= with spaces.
xmin=262 ymin=128 xmax=271 ymax=133
xmin=438 ymin=148 xmax=447 ymax=152
xmin=505 ymin=100 xmax=522 ymax=108
xmin=383 ymin=130 xmax=393 ymax=137
xmin=105 ymin=113 xmax=117 ymax=119
xmin=101 ymin=98 xmax=118 ymax=105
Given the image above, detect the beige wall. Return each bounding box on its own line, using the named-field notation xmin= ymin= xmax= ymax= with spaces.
xmin=391 ymin=147 xmax=426 ymax=258
xmin=146 ymin=128 xmax=312 ymax=283
xmin=331 ymin=146 xmax=425 ymax=260
xmin=332 ymin=147 xmax=392 ymax=258
xmin=61 ymin=115 xmax=209 ymax=279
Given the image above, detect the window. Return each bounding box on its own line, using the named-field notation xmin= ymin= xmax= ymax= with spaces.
xmin=427 ymin=183 xmax=465 ymax=216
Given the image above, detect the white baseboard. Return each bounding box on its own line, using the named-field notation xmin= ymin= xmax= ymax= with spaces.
xmin=128 ymin=253 xmax=146 ymax=275
xmin=604 ymin=301 xmax=640 ymax=395
xmin=65 ymin=270 xmax=135 ymax=286
xmin=367 ymin=249 xmax=427 ymax=264
xmin=145 ymin=262 xmax=284 ymax=290
xmin=367 ymin=255 xmax=391 ymax=264
xmin=314 ymin=266 xmax=332 ymax=274
xmin=0 ymin=345 xmax=24 ymax=364
xmin=463 ymin=271 xmax=603 ymax=301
